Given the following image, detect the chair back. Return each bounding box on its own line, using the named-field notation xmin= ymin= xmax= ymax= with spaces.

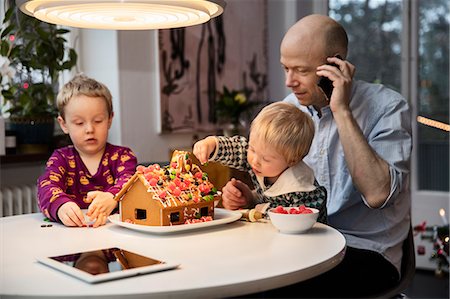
xmin=373 ymin=225 xmax=416 ymax=298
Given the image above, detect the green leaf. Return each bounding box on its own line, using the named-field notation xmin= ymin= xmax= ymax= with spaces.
xmin=56 ymin=28 xmax=70 ymax=35
xmin=1 ymin=89 xmax=14 ymax=99
xmin=1 ymin=0 xmax=77 ymax=119
xmin=0 ymin=41 xmax=10 ymax=56
xmin=3 ymin=8 xmax=14 ymax=24
xmin=1 ymin=24 xmax=15 ymax=39
xmin=36 ymin=26 xmax=50 ymax=40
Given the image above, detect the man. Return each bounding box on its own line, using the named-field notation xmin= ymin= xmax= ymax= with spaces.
xmin=221 ymin=14 xmax=412 ymax=297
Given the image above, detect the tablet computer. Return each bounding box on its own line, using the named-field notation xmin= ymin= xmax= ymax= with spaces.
xmin=37 ymin=247 xmax=180 ymax=283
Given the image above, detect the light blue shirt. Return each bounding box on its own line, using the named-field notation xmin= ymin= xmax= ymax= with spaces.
xmin=284 ymin=80 xmax=412 ymax=274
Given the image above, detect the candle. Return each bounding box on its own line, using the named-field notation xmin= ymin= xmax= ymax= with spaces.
xmin=439 ymin=208 xmax=448 ymax=226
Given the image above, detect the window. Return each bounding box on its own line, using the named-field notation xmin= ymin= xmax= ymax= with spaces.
xmin=135 ymin=209 xmax=147 ymax=220
xmin=329 ymin=0 xmax=449 ymax=192
xmin=170 ymin=212 xmax=180 ymax=223
xmin=200 ymin=207 xmax=209 ymax=216
xmin=328 ymin=0 xmax=449 ymax=270
xmin=329 ymin=1 xmax=403 ymax=90
xmin=416 ymin=0 xmax=449 ymax=191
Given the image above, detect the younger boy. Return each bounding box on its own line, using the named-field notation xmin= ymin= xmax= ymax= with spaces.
xmin=193 ymin=101 xmax=327 ymax=222
xmin=37 ymin=74 xmax=137 ymax=227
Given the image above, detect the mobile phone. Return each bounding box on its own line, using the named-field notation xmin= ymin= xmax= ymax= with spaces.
xmin=317 ymin=55 xmax=342 ymax=99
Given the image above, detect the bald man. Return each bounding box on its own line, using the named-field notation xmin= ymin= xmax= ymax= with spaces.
xmin=222 ymin=14 xmax=412 ymax=297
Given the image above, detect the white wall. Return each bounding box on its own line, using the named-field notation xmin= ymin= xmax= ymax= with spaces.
xmin=267 ymin=0 xmax=296 ymax=101
xmin=116 ymin=30 xmax=194 ymax=163
xmin=78 ymin=29 xmax=122 ymax=146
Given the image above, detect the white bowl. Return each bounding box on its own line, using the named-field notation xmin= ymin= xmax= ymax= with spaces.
xmin=268 ymin=207 xmax=319 ymax=234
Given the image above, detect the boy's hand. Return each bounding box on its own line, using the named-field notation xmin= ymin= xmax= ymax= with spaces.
xmin=193 ymin=136 xmax=217 ymax=164
xmin=58 ymin=201 xmax=86 ymax=227
xmin=222 ymin=178 xmax=254 ymax=210
xmin=86 ymin=191 xmax=117 ymax=228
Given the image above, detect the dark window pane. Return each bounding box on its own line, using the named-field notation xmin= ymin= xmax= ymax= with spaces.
xmin=329 ymin=0 xmax=402 ymax=92
xmin=417 ymin=0 xmax=449 ymax=191
xmin=330 ymin=0 xmax=449 ymax=192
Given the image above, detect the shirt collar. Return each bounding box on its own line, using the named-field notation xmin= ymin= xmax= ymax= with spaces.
xmin=256 ymin=161 xmax=317 ymax=197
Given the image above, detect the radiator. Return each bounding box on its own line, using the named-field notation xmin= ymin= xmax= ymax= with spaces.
xmin=0 ymin=185 xmax=39 ymax=217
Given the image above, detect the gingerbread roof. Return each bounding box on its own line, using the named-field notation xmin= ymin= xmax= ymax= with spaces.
xmin=115 ymin=151 xmax=220 ymax=207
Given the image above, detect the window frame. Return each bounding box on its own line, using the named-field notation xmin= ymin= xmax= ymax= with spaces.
xmin=322 ymin=0 xmax=449 ymax=271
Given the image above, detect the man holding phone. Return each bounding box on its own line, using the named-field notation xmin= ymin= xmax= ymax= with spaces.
xmin=221 ymin=14 xmax=412 ymax=297
xmin=317 ymin=55 xmax=341 ymax=100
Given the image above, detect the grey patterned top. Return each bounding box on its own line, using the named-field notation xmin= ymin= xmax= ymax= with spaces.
xmin=211 ymin=136 xmax=327 ymax=223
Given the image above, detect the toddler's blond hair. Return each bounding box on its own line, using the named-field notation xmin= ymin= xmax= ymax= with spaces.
xmin=57 ymin=74 xmax=113 ymax=119
xmin=250 ymin=102 xmax=314 ymax=166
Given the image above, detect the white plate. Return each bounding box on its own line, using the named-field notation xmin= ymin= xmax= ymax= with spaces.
xmin=108 ymin=208 xmax=242 ymax=234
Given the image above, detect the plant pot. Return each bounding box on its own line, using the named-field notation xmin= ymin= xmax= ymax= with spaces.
xmin=223 ymin=123 xmax=240 ymax=137
xmin=8 ymin=116 xmax=55 ymax=154
xmin=222 ymin=117 xmax=249 ymax=137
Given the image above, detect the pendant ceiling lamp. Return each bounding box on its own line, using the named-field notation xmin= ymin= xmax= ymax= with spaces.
xmin=15 ymin=0 xmax=225 ymax=30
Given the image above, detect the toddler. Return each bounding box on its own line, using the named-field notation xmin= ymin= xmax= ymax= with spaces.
xmin=193 ymin=101 xmax=327 ymax=222
xmin=37 ymin=74 xmax=137 ymax=227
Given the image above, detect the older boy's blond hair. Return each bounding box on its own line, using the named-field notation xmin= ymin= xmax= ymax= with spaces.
xmin=250 ymin=102 xmax=314 ymax=166
xmin=57 ymin=74 xmax=113 ymax=119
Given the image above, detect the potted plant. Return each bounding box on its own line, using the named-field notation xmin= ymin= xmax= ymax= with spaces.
xmin=216 ymin=86 xmax=257 ymax=136
xmin=0 ymin=0 xmax=77 ymax=153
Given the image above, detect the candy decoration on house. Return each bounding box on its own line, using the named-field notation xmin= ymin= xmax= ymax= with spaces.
xmin=414 ymin=208 xmax=449 ymax=277
xmin=115 ymin=150 xmax=220 ymax=226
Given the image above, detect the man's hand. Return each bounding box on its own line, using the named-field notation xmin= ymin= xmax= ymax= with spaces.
xmin=316 ymin=56 xmax=355 ymax=113
xmin=57 ymin=201 xmax=86 ymax=227
xmin=317 ymin=57 xmax=390 ymax=207
xmin=221 ymin=178 xmax=255 ymax=210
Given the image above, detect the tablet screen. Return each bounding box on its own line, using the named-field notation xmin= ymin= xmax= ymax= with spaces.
xmin=49 ymin=247 xmax=163 ymax=275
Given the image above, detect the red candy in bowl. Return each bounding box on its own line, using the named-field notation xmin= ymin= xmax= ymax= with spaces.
xmin=268 ymin=205 xmax=319 ymax=234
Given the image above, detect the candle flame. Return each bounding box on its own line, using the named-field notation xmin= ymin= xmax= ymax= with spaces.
xmin=439 ymin=208 xmax=446 ymax=217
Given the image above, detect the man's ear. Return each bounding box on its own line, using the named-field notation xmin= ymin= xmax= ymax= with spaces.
xmin=57 ymin=116 xmax=69 ymax=134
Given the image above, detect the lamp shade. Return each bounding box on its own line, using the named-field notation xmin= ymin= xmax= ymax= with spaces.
xmin=15 ymin=0 xmax=225 ymax=30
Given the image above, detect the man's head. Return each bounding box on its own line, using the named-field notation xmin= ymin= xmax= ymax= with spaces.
xmin=280 ymin=14 xmax=348 ymax=108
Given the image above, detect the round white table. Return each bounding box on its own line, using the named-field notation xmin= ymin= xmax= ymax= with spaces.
xmin=0 ymin=212 xmax=346 ymax=298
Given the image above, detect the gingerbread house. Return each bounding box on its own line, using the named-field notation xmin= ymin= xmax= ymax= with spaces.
xmin=115 ymin=151 xmax=218 ymax=226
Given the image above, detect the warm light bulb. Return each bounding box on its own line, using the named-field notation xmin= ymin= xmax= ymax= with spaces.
xmin=439 ymin=208 xmax=448 ymax=226
xmin=16 ymin=0 xmax=225 ymax=30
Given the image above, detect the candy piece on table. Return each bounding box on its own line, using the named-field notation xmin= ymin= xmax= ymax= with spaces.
xmin=255 ymin=203 xmax=270 ymax=214
xmin=240 ymin=209 xmax=263 ymax=222
xmin=239 ymin=203 xmax=270 ymax=222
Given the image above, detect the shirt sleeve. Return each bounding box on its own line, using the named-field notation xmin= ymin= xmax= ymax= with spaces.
xmin=105 ymin=147 xmax=138 ymax=195
xmin=365 ymin=95 xmax=412 ymax=208
xmin=37 ymin=150 xmax=76 ymax=222
xmin=210 ymin=136 xmax=252 ymax=172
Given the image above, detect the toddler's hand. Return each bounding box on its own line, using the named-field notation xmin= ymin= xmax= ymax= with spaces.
xmin=222 ymin=178 xmax=254 ymax=210
xmin=193 ymin=136 xmax=217 ymax=164
xmin=57 ymin=201 xmax=86 ymax=227
xmin=86 ymin=191 xmax=117 ymax=228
